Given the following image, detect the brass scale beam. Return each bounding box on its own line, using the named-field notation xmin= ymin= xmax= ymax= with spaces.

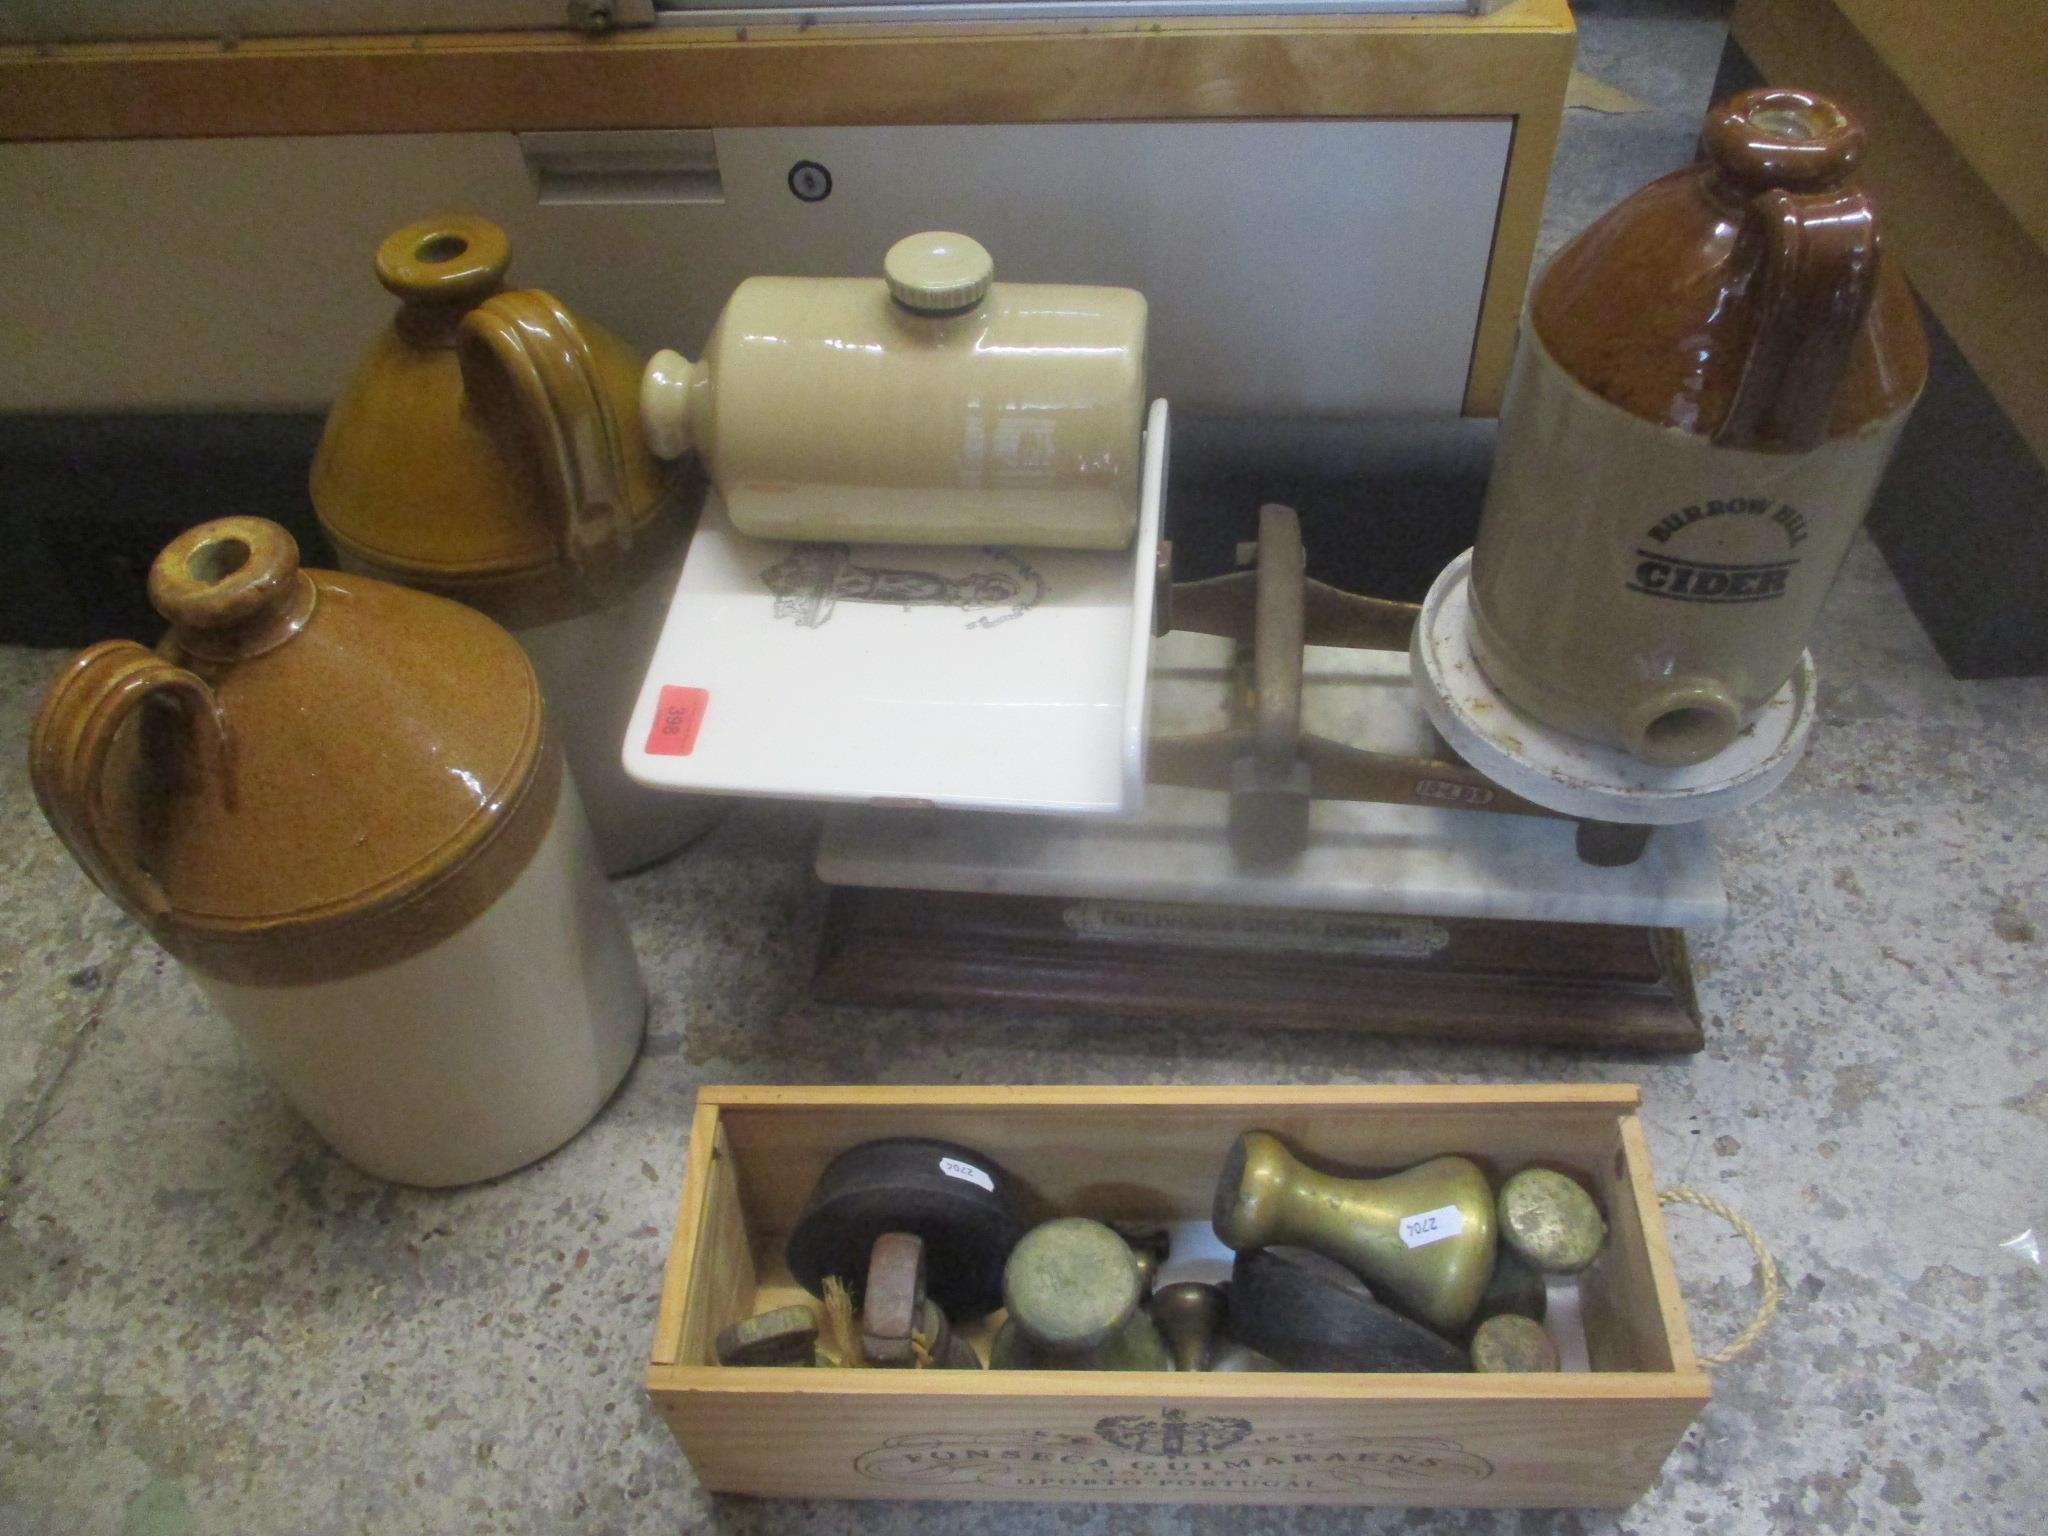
xmin=1146 ymin=504 xmax=1653 ymax=869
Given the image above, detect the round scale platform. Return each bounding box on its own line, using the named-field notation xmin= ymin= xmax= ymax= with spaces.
xmin=1410 ymin=550 xmax=1816 ymax=827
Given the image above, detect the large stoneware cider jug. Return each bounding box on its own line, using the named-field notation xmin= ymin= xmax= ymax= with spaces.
xmin=29 ymin=518 xmax=646 ymax=1187
xmin=1469 ymin=88 xmax=1926 ymax=767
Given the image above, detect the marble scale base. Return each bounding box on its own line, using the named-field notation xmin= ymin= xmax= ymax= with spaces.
xmin=814 ymin=630 xmax=1727 ymax=1050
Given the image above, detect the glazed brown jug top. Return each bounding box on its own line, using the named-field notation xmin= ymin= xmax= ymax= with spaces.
xmin=310 ymin=215 xmax=681 ymax=624
xmin=1531 ymin=86 xmax=1926 ymax=451
xmin=29 ymin=517 xmax=556 ymax=986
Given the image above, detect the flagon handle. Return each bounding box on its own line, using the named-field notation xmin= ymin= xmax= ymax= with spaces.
xmin=1706 ymin=89 xmax=1881 ymax=452
xmin=459 ymin=288 xmax=639 ymax=587
xmin=28 ymin=642 xmax=232 ymax=924
xmin=1719 ymin=184 xmax=1880 ymax=452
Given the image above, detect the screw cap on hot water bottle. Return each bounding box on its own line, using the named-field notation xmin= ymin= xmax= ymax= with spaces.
xmin=884 ymin=232 xmax=995 ymax=314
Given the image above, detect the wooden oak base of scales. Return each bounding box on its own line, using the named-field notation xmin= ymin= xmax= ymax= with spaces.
xmin=814 ymin=507 xmax=1715 ymax=1053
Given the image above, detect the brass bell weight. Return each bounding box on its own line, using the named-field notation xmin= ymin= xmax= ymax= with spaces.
xmin=1212 ymin=1131 xmax=1496 ymax=1335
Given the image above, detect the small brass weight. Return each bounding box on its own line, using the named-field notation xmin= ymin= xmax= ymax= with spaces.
xmin=1212 ymin=1131 xmax=1497 ymax=1335
xmin=992 ymin=1218 xmax=1173 ymax=1370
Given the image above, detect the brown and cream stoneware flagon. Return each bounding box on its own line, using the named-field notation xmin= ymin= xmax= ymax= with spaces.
xmin=1469 ymin=87 xmax=1928 ymax=768
xmin=29 ymin=518 xmax=646 ymax=1187
xmin=312 ymin=214 xmax=713 ymax=874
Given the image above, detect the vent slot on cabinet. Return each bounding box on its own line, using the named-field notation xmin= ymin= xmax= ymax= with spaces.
xmin=520 ymin=130 xmax=725 ymax=206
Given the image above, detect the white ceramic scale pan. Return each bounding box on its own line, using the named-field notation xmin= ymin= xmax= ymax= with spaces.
xmin=623 ymin=399 xmax=1168 ymax=815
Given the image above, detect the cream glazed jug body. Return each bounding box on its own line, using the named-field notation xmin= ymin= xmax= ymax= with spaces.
xmin=29 ymin=518 xmax=646 ymax=1187
xmin=1468 ymin=88 xmax=1927 ymax=767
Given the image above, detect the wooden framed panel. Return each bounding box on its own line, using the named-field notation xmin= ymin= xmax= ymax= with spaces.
xmin=0 ymin=4 xmax=1575 ymax=414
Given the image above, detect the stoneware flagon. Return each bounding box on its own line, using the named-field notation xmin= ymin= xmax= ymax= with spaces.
xmin=640 ymin=231 xmax=1147 ymax=550
xmin=311 ymin=214 xmax=715 ymax=874
xmin=28 ymin=517 xmax=647 ymax=1187
xmin=1469 ymin=87 xmax=1927 ymax=767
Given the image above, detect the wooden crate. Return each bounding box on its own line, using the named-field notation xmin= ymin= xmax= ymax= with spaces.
xmin=646 ymin=1084 xmax=1710 ymax=1508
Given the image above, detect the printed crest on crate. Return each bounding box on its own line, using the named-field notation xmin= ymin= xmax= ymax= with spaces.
xmin=850 ymin=1417 xmax=1498 ymax=1496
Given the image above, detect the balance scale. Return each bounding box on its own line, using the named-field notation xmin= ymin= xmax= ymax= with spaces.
xmin=625 ymin=402 xmax=1817 ymax=1052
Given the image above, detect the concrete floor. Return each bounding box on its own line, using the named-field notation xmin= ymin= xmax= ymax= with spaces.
xmin=6 ymin=4 xmax=2045 ymax=1532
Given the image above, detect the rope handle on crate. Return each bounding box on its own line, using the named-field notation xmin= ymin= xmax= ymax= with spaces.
xmin=1658 ymin=1186 xmax=1783 ymax=1366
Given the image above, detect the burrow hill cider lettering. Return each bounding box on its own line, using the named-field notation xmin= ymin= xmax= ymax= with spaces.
xmin=1469 ymin=87 xmax=1925 ymax=768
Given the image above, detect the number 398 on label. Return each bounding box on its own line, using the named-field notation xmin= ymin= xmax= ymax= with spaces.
xmin=645 ymin=686 xmax=710 ymax=757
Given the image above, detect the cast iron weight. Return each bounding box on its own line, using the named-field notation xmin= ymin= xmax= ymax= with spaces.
xmin=861 ymin=1231 xmax=927 ymax=1367
xmin=1230 ymin=1247 xmax=1470 ymax=1373
xmin=715 ymin=1304 xmax=820 ymax=1367
xmin=914 ymin=1298 xmax=985 ymax=1369
xmin=786 ymin=1137 xmax=1028 ymax=1321
xmin=858 ymin=1236 xmax=983 ymax=1368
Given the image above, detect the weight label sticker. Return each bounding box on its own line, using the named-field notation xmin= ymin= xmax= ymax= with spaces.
xmin=939 ymin=1157 xmax=994 ymax=1192
xmin=1399 ymin=1205 xmax=1464 ymax=1249
xmin=644 ymin=686 xmax=709 ymax=756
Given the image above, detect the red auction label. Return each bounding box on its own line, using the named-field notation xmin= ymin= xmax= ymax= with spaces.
xmin=645 ymin=686 xmax=709 ymax=756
